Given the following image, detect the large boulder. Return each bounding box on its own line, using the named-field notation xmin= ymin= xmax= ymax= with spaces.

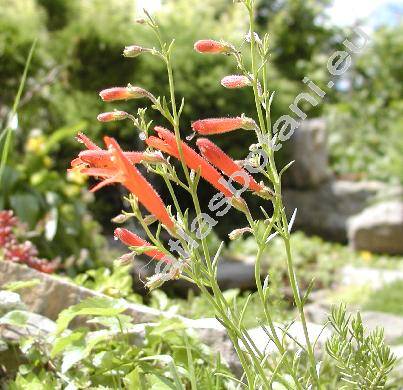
xmin=0 ymin=260 xmax=166 ymax=323
xmin=347 ymin=201 xmax=403 ymax=255
xmin=283 ymin=118 xmax=330 ymax=189
xmin=283 ymin=180 xmax=401 ymax=242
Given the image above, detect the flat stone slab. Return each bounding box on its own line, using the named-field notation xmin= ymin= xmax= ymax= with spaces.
xmin=305 ymin=302 xmax=403 ymax=345
xmin=360 ymin=311 xmax=403 ymax=344
xmin=340 ymin=265 xmax=403 ymax=290
xmin=0 ymin=260 xmax=161 ymax=323
xmin=348 ymin=201 xmax=403 ymax=255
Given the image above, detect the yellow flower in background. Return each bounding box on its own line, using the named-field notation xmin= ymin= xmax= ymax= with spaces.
xmin=67 ymin=166 xmax=88 ymax=185
xmin=360 ymin=250 xmax=373 ymax=262
xmin=26 ymin=129 xmax=46 ymax=154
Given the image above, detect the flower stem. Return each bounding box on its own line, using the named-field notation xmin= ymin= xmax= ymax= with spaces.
xmin=247 ymin=2 xmax=320 ymax=387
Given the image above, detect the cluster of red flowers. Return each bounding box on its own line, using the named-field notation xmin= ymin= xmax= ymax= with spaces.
xmin=70 ymin=38 xmax=264 ymax=263
xmin=0 ymin=210 xmax=57 ymax=273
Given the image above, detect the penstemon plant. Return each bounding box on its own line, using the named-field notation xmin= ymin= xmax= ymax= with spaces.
xmin=70 ymin=1 xmax=395 ymax=389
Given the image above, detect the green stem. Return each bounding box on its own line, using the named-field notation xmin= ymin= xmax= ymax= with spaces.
xmin=247 ymin=3 xmax=318 ymax=387
xmin=282 ymin=228 xmax=319 ymax=386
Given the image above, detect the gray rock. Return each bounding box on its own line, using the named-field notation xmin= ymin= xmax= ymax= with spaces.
xmin=348 ymin=201 xmax=403 ymax=255
xmin=0 ymin=260 xmax=161 ymax=323
xmin=305 ymin=304 xmax=403 ymax=345
xmin=392 ymin=345 xmax=403 ymax=360
xmin=283 ymin=118 xmax=330 ymax=189
xmin=304 ymin=303 xmax=330 ymax=325
xmin=340 ymin=266 xmax=403 ymax=290
xmin=360 ymin=311 xmax=403 ymax=344
xmin=284 ymin=180 xmax=401 ymax=242
xmin=0 ymin=291 xmax=26 ymax=314
xmin=391 ymin=344 xmax=403 ymax=376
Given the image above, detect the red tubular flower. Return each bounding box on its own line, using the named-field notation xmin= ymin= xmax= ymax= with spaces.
xmin=70 ymin=135 xmax=174 ymax=231
xmin=114 ymin=228 xmax=171 ymax=263
xmin=194 ymin=39 xmax=232 ymax=54
xmin=107 ymin=137 xmax=174 ymax=231
xmin=97 ymin=111 xmax=129 ymax=122
xmin=72 ymin=150 xmax=164 ymax=169
xmin=71 ymin=134 xmax=165 ymax=169
xmin=76 ymin=132 xmax=101 ymax=150
xmin=221 ymin=75 xmax=251 ymax=89
xmin=196 ymin=138 xmax=263 ymax=192
xmin=99 ymin=86 xmax=154 ymax=102
xmin=146 ymin=127 xmax=234 ymax=198
xmin=191 ymin=117 xmax=257 ymax=135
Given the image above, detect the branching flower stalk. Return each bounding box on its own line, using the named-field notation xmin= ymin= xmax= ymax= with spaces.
xmin=68 ymin=2 xmax=347 ymax=388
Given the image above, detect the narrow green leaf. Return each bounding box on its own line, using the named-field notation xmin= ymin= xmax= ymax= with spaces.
xmin=0 ymin=39 xmax=37 ymax=183
xmin=3 ymin=279 xmax=40 ymax=292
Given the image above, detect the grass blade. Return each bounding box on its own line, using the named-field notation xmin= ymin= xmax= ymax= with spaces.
xmin=0 ymin=39 xmax=37 ymax=183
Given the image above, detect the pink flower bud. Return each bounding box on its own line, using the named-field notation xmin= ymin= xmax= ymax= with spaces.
xmin=99 ymin=86 xmax=153 ymax=102
xmin=221 ymin=75 xmax=251 ymax=89
xmin=191 ymin=116 xmax=257 ymax=135
xmin=194 ymin=39 xmax=232 ymax=54
xmin=97 ymin=111 xmax=129 ymax=122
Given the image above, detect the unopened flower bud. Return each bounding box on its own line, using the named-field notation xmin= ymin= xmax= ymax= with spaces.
xmin=117 ymin=252 xmax=135 ymax=266
xmin=97 ymin=111 xmax=129 ymax=122
xmin=231 ymin=197 xmax=250 ymax=215
xmin=192 ymin=115 xmax=257 ymax=135
xmin=127 ymin=85 xmax=157 ymax=104
xmin=194 ymin=39 xmax=233 ymax=54
xmin=111 ymin=213 xmax=132 ymax=224
xmin=145 ymin=273 xmax=166 ymax=290
xmin=221 ymin=75 xmax=252 ymax=89
xmin=99 ymin=86 xmax=155 ymax=102
xmin=142 ymin=151 xmax=166 ymax=164
xmin=228 ymin=227 xmax=253 ymax=240
xmin=123 ymin=45 xmax=150 ymax=58
xmin=240 ymin=114 xmax=258 ymax=130
xmin=129 ymin=196 xmax=139 ymax=212
xmin=254 ymin=187 xmax=274 ymax=200
xmin=143 ymin=214 xmax=157 ymax=225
